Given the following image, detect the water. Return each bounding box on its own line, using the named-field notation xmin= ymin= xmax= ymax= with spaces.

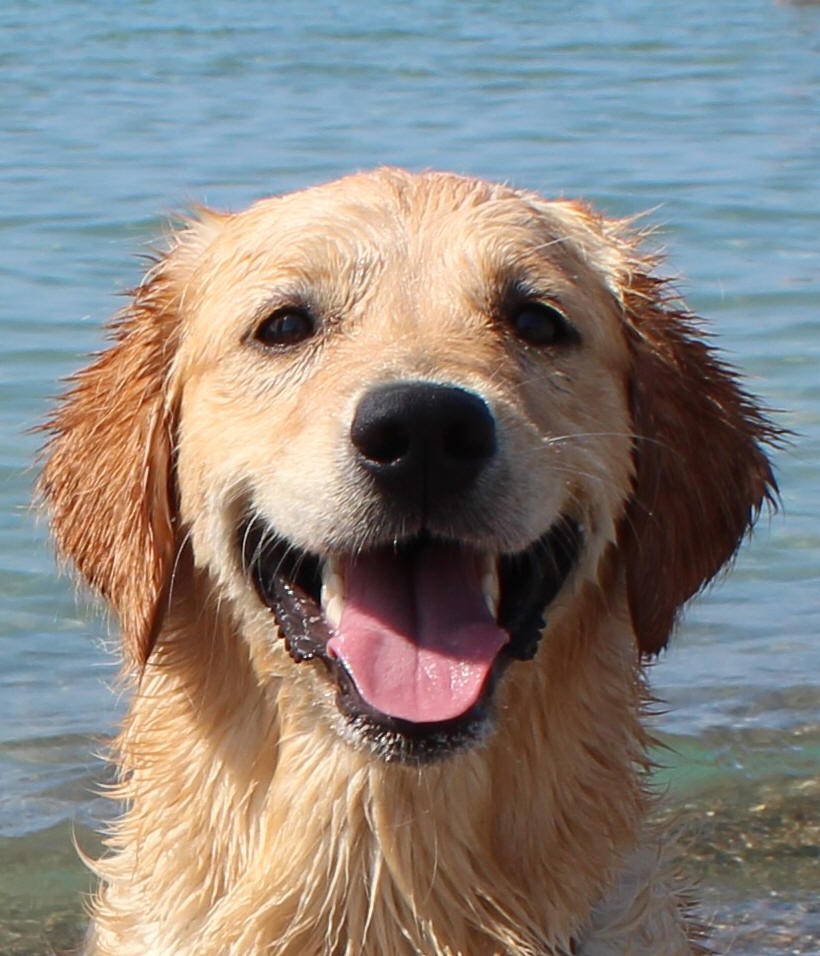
xmin=2 ymin=1 xmax=818 ymax=952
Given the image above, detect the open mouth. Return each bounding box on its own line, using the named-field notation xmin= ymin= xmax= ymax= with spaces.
xmin=240 ymin=518 xmax=581 ymax=759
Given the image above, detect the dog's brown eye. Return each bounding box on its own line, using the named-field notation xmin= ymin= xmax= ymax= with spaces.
xmin=254 ymin=308 xmax=316 ymax=348
xmin=510 ymin=302 xmax=578 ymax=347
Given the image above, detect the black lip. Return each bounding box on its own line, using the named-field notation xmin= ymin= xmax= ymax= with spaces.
xmin=498 ymin=518 xmax=582 ymax=660
xmin=240 ymin=517 xmax=582 ymax=759
xmin=240 ymin=524 xmax=326 ymax=664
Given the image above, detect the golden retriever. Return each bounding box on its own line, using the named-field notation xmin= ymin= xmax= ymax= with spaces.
xmin=40 ymin=168 xmax=777 ymax=955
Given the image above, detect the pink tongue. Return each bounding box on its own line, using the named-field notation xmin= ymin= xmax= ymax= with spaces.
xmin=326 ymin=543 xmax=508 ymax=724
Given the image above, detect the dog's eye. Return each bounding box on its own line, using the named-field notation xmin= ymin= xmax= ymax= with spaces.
xmin=254 ymin=308 xmax=316 ymax=348
xmin=510 ymin=302 xmax=578 ymax=347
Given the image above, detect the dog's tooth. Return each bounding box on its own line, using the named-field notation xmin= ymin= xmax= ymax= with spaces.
xmin=321 ymin=557 xmax=345 ymax=630
xmin=324 ymin=555 xmax=343 ymax=582
xmin=320 ymin=572 xmax=343 ymax=607
xmin=323 ymin=593 xmax=344 ymax=631
xmin=477 ymin=551 xmax=495 ymax=578
xmin=481 ymin=558 xmax=500 ymax=619
xmin=482 ymin=578 xmax=499 ymax=618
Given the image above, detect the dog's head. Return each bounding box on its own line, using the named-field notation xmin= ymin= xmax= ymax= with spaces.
xmin=40 ymin=168 xmax=777 ymax=760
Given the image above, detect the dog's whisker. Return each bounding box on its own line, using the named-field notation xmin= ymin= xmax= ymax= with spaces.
xmin=541 ymin=430 xmax=642 ymax=445
xmin=167 ymin=527 xmax=194 ymax=610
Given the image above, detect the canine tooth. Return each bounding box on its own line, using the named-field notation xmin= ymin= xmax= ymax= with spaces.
xmin=478 ymin=551 xmax=496 ymax=578
xmin=321 ymin=557 xmax=345 ymax=630
xmin=481 ymin=559 xmax=500 ymax=618
xmin=323 ymin=593 xmax=344 ymax=631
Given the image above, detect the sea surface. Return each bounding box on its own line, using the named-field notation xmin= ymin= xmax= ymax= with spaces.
xmin=1 ymin=1 xmax=818 ymax=953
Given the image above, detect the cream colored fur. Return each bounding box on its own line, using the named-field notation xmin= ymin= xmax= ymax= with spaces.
xmin=39 ymin=168 xmax=776 ymax=955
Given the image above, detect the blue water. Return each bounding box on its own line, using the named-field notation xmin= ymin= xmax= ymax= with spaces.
xmin=2 ymin=1 xmax=818 ymax=952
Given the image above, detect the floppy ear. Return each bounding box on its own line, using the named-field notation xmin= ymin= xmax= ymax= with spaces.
xmin=618 ymin=271 xmax=779 ymax=655
xmin=38 ymin=242 xmax=194 ymax=669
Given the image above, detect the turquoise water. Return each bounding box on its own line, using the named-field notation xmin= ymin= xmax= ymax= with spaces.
xmin=2 ymin=1 xmax=818 ymax=952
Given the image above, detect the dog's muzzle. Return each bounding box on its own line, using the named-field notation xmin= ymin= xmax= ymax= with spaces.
xmin=241 ymin=381 xmax=582 ymax=761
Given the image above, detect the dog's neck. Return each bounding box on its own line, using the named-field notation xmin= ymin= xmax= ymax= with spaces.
xmin=88 ymin=570 xmax=692 ymax=956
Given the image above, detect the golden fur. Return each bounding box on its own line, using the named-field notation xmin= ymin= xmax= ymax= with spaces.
xmin=39 ymin=168 xmax=777 ymax=955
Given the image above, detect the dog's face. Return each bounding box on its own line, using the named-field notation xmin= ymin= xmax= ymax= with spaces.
xmin=40 ymin=169 xmax=776 ymax=762
xmin=171 ymin=173 xmax=634 ymax=757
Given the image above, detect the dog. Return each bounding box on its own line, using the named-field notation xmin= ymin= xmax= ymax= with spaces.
xmin=40 ymin=168 xmax=777 ymax=955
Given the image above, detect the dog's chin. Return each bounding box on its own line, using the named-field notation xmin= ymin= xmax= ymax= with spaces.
xmin=239 ymin=517 xmax=582 ymax=763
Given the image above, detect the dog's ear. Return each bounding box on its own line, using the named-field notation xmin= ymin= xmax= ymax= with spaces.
xmin=38 ymin=218 xmax=219 ymax=668
xmin=618 ymin=271 xmax=779 ymax=655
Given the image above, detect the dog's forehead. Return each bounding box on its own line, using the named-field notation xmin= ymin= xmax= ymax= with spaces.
xmin=241 ymin=183 xmax=581 ymax=265
xmin=194 ymin=176 xmax=614 ymax=313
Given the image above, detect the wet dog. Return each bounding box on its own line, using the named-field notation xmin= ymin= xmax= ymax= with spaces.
xmin=40 ymin=168 xmax=776 ymax=954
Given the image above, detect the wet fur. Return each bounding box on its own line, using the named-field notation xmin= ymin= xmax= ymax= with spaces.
xmin=39 ymin=169 xmax=777 ymax=955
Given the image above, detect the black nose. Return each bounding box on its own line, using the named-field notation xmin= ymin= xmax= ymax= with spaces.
xmin=350 ymin=382 xmax=496 ymax=505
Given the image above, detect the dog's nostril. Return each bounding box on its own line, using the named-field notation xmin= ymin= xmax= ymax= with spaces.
xmin=354 ymin=419 xmax=411 ymax=465
xmin=444 ymin=419 xmax=495 ymax=462
xmin=350 ymin=382 xmax=496 ymax=502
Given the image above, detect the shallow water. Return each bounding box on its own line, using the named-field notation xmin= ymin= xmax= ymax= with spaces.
xmin=2 ymin=1 xmax=819 ymax=952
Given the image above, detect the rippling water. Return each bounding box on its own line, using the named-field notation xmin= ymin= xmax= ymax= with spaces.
xmin=2 ymin=1 xmax=818 ymax=952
